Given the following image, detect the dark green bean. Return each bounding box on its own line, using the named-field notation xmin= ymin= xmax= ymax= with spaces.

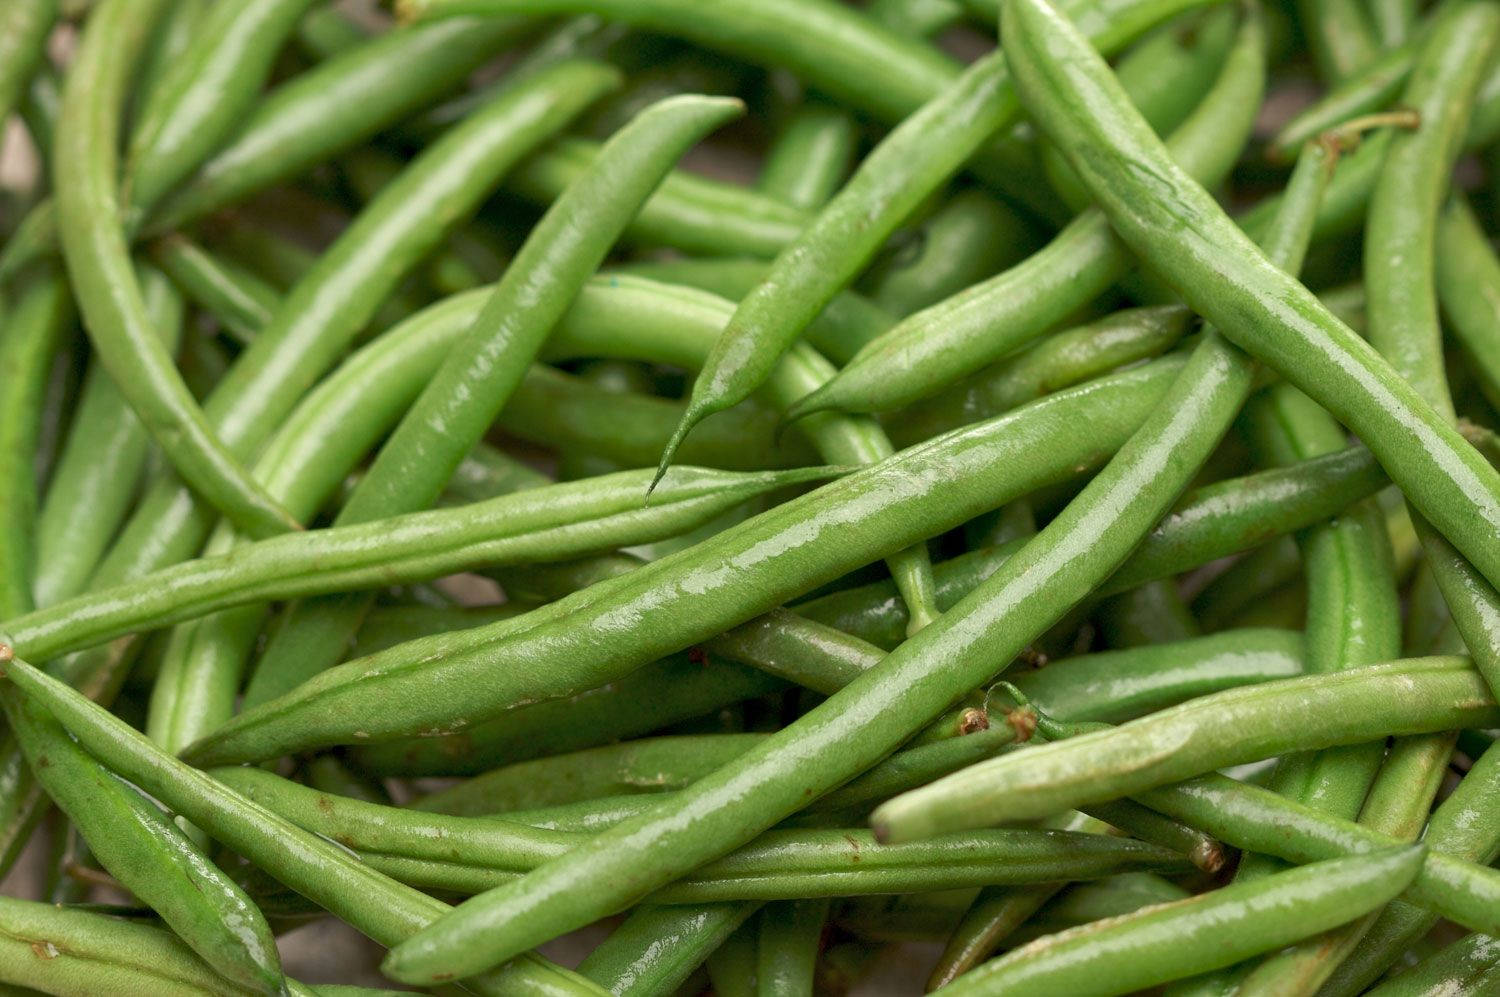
xmin=756 ymin=900 xmax=828 ymax=997
xmin=149 ymin=236 xmax=277 ymax=346
xmin=1365 ymin=933 xmax=1500 ymax=996
xmin=1436 ymin=197 xmax=1500 ymax=411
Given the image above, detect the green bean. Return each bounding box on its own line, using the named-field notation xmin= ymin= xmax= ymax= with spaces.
xmin=1 ymin=465 xmax=835 ymax=668
xmin=866 ymin=0 xmax=965 ymax=35
xmin=1437 ymin=197 xmax=1500 ymax=411
xmin=148 ymin=236 xmax=277 ymax=346
xmin=756 ymin=900 xmax=827 ymax=997
xmin=1366 ymin=933 xmax=1500 ymax=996
xmin=125 ymin=0 xmax=318 ymax=220
xmin=502 ymin=366 xmax=813 ymax=471
xmin=613 ymin=257 xmax=893 ymax=365
xmin=1366 ymin=2 xmax=1500 ymax=422
xmin=579 ymin=902 xmax=758 ymax=996
xmin=1003 ymin=0 xmax=1500 ymax=594
xmin=783 ymin=5 xmax=1264 ymax=419
xmin=1038 ymin=6 xmax=1238 ymax=211
xmin=1 ymin=697 xmax=283 ymax=994
xmin=1097 ymin=580 xmax=1199 ymax=647
xmin=415 ymin=734 xmax=766 ymax=816
xmin=0 ymin=270 xmax=69 ymax=617
xmin=1232 ymin=731 xmax=1456 ymax=994
xmin=18 ymin=60 xmax=61 ymax=168
xmin=874 ymin=657 xmax=1497 ymax=839
xmin=350 ymin=603 xmax=526 ymax=659
xmin=1368 ymin=0 xmax=1418 ymax=46
xmin=1318 ymin=739 xmax=1500 ymax=995
xmin=148 ymin=16 xmax=538 ymax=231
xmin=248 ymin=96 xmax=741 ymax=707
xmin=55 ymin=0 xmax=298 ymax=539
xmin=293 ymin=4 xmax=368 ymax=59
xmin=757 ymin=102 xmax=858 ymax=211
xmin=796 ymin=443 xmax=1387 ymax=648
xmin=658 ymin=0 xmax=1216 ymax=473
xmin=130 ymin=0 xmax=206 ymax=126
xmin=891 ymin=304 xmax=1194 ymax=445
xmin=0 ymin=0 xmax=55 ymax=126
xmin=508 ymin=136 xmax=809 ymax=258
xmin=182 ymin=354 xmax=1189 ymax=768
xmin=0 ymin=652 xmax=608 ymax=997
xmin=1007 ymin=629 xmax=1303 ymax=723
xmin=351 ymin=654 xmax=783 ymax=777
xmin=862 ymin=188 xmax=1039 ymax=319
xmin=31 ymin=266 xmax=180 ymax=608
xmin=0 ymin=896 xmax=277 ymax=996
xmin=934 ymin=848 xmax=1424 ymax=997
xmin=1191 ymin=535 xmax=1303 ymax=631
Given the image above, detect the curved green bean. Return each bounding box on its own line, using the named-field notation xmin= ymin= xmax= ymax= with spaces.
xmin=55 ymin=0 xmax=298 ymax=539
xmin=32 ymin=265 xmax=180 ymax=607
xmin=0 ymin=0 xmax=55 ymax=126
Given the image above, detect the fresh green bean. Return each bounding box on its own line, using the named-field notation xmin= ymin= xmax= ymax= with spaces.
xmin=55 ymin=0 xmax=298 ymax=539
xmin=796 ymin=444 xmax=1387 ymax=648
xmin=756 ymin=900 xmax=828 ymax=997
xmin=0 ymin=896 xmax=278 ymax=996
xmin=32 ymin=265 xmax=180 ymax=607
xmin=783 ymin=5 xmax=1264 ymax=419
xmin=1365 ymin=933 xmax=1500 ymax=996
xmin=933 ymin=848 xmax=1424 ymax=997
xmin=247 ymin=94 xmax=742 ymax=709
xmin=0 ymin=652 xmax=610 ymax=997
xmin=509 ymin=136 xmax=809 ymax=258
xmin=757 ymin=102 xmax=858 ymax=211
xmin=2 ymin=465 xmax=836 ymax=667
xmin=873 ymin=657 xmax=1498 ymax=838
xmin=0 ymin=270 xmax=69 ymax=616
xmin=124 ymin=0 xmax=319 ymax=220
xmin=862 ymin=188 xmax=1039 ymax=319
xmin=148 ymin=236 xmax=278 ymax=346
xmin=579 ymin=902 xmax=758 ymax=996
xmin=891 ymin=304 xmax=1194 ymax=445
xmin=0 ymin=0 xmax=55 ymax=126
xmin=1436 ymin=197 xmax=1500 ymax=411
xmin=2 ymin=696 xmax=283 ymax=994
xmin=614 ymin=257 xmax=893 ymax=365
xmin=1002 ymin=0 xmax=1500 ymax=594
xmin=415 ymin=734 xmax=766 ymax=816
xmin=149 ymin=16 xmax=539 ymax=231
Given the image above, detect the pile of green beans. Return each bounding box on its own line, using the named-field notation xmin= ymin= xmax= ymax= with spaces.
xmin=6 ymin=0 xmax=1500 ymax=991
